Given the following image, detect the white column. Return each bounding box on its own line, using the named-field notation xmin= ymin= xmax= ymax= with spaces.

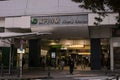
xmin=110 ymin=38 xmax=114 ymax=71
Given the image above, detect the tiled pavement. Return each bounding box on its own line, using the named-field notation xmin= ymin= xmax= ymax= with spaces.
xmin=0 ymin=66 xmax=120 ymax=80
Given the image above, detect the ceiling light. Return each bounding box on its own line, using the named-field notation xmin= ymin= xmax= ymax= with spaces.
xmin=68 ymin=45 xmax=84 ymax=48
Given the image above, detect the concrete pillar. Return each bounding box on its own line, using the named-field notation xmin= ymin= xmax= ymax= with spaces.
xmin=29 ymin=39 xmax=41 ymax=67
xmin=110 ymin=38 xmax=114 ymax=71
xmin=90 ymin=38 xmax=102 ymax=70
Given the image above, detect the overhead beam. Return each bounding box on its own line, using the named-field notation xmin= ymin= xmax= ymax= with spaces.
xmin=0 ymin=32 xmax=51 ymax=39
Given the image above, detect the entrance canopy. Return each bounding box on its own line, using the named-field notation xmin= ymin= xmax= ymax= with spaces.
xmin=0 ymin=32 xmax=51 ymax=39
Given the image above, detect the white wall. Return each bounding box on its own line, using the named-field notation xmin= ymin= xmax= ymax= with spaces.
xmin=5 ymin=16 xmax=30 ymax=28
xmin=0 ymin=0 xmax=27 ymax=16
xmin=88 ymin=13 xmax=118 ymax=26
xmin=0 ymin=0 xmax=90 ymax=17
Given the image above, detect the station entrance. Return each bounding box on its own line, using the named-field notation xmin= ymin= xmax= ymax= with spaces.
xmin=0 ymin=38 xmax=110 ymax=71
xmin=45 ymin=39 xmax=91 ymax=71
xmin=0 ymin=39 xmax=110 ymax=70
xmin=22 ymin=38 xmax=110 ymax=71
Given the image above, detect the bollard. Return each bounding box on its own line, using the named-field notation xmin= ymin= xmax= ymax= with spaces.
xmin=1 ymin=64 xmax=4 ymax=77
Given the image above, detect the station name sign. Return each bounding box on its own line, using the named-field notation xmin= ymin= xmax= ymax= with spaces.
xmin=31 ymin=14 xmax=88 ymax=26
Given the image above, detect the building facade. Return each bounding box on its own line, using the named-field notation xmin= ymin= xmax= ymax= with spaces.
xmin=0 ymin=0 xmax=120 ymax=71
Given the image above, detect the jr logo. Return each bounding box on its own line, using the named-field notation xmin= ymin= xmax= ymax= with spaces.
xmin=31 ymin=18 xmax=38 ymax=24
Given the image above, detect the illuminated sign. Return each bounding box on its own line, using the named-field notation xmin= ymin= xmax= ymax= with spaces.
xmin=31 ymin=14 xmax=88 ymax=26
xmin=17 ymin=49 xmax=25 ymax=54
xmin=51 ymin=52 xmax=56 ymax=58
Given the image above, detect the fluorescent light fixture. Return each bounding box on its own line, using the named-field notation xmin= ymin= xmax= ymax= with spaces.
xmin=49 ymin=42 xmax=56 ymax=45
xmin=61 ymin=47 xmax=67 ymax=50
xmin=68 ymin=45 xmax=84 ymax=48
xmin=78 ymin=52 xmax=90 ymax=55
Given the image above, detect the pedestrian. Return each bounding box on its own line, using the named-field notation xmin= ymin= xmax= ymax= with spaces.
xmin=69 ymin=58 xmax=74 ymax=75
xmin=61 ymin=60 xmax=65 ymax=70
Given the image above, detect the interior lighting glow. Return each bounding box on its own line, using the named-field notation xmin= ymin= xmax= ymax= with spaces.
xmin=68 ymin=45 xmax=84 ymax=48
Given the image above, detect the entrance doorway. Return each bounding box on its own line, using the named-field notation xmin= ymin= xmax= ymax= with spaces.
xmin=21 ymin=38 xmax=110 ymax=71
xmin=41 ymin=39 xmax=91 ymax=71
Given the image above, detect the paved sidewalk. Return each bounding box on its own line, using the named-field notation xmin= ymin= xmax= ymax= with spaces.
xmin=0 ymin=68 xmax=120 ymax=80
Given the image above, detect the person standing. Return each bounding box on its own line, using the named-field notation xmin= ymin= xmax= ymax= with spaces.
xmin=69 ymin=58 xmax=74 ymax=75
xmin=61 ymin=60 xmax=65 ymax=70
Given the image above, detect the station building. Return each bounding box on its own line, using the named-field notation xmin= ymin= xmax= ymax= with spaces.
xmin=0 ymin=0 xmax=120 ymax=71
